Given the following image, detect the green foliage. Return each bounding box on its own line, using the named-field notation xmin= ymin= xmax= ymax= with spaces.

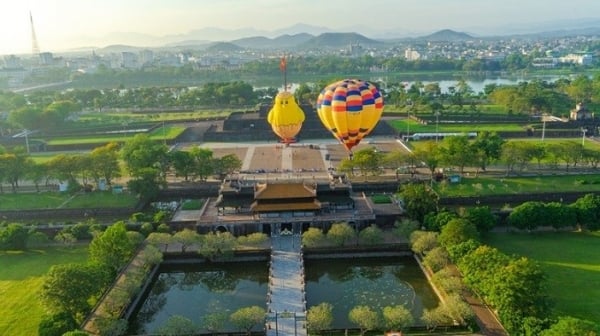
xmin=237 ymin=232 xmax=268 ymax=247
xmin=423 ymin=210 xmax=457 ymax=231
xmin=409 ymin=230 xmax=439 ymax=255
xmin=393 ymin=218 xmax=420 ymax=239
xmin=508 ymin=201 xmax=547 ymax=230
xmin=399 ymin=183 xmax=439 ymax=223
xmin=40 ymin=263 xmax=108 ymax=322
xmin=199 ymin=231 xmax=237 ymax=260
xmin=358 ymin=224 xmax=384 ymax=245
xmin=446 ymin=239 xmax=481 ymax=263
xmin=155 ymin=315 xmax=198 ymax=336
xmin=423 ymin=246 xmax=450 ymax=272
xmin=327 ymin=222 xmax=355 ymax=246
xmin=180 ymin=199 xmax=205 ymax=210
xmin=302 ymin=227 xmax=326 ymax=247
xmin=370 ymin=194 xmax=392 ymax=204
xmin=172 ymin=228 xmax=200 ymax=252
xmin=570 ymin=193 xmax=600 ymax=230
xmin=229 ymin=306 xmax=266 ymax=334
xmin=541 ymin=316 xmax=600 ymax=336
xmin=0 ymin=223 xmax=28 ymax=250
xmin=438 ymin=218 xmax=479 ymax=248
xmin=348 ymin=305 xmax=380 ymax=336
xmin=61 ymin=331 xmax=90 ymax=336
xmin=307 ymin=302 xmax=334 ymax=333
xmin=460 ymin=206 xmax=497 ymax=233
xmin=202 ymin=312 xmax=228 ymax=333
xmin=38 ymin=311 xmax=78 ymax=336
xmin=382 ymin=305 xmax=414 ymax=331
xmin=156 ymin=223 xmax=171 ymax=233
xmin=88 ymin=222 xmax=135 ymax=276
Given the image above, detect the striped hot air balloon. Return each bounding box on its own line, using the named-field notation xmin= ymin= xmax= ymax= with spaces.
xmin=316 ymin=79 xmax=384 ymax=152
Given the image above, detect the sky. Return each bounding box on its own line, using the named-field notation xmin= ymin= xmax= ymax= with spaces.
xmin=1 ymin=0 xmax=600 ymax=55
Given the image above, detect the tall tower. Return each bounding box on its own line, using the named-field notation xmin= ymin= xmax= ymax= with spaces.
xmin=30 ymin=11 xmax=40 ymax=55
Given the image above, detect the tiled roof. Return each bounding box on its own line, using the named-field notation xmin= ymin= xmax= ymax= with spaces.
xmin=254 ymin=182 xmax=316 ymax=199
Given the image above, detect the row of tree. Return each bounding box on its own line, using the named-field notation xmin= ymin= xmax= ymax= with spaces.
xmin=399 ymin=181 xmax=599 ymax=335
xmin=0 ymin=135 xmax=242 ymax=199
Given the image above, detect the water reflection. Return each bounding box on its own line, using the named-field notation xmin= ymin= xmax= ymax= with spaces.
xmin=304 ymin=257 xmax=438 ymax=328
xmin=129 ymin=262 xmax=268 ymax=334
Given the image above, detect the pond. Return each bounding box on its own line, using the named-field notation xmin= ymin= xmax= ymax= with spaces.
xmin=304 ymin=256 xmax=439 ymax=328
xmin=128 ymin=256 xmax=439 ymax=333
xmin=128 ymin=261 xmax=269 ymax=334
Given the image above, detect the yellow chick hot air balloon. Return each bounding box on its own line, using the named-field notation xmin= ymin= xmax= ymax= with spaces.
xmin=267 ymin=91 xmax=305 ymax=144
xmin=316 ymin=79 xmax=384 ymax=152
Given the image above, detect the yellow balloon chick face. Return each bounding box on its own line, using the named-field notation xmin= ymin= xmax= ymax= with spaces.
xmin=268 ymin=91 xmax=305 ymax=126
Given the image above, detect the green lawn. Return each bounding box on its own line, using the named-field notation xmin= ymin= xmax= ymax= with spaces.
xmin=42 ymin=125 xmax=185 ymax=146
xmin=0 ymin=246 xmax=89 ymax=336
xmin=0 ymin=193 xmax=70 ymax=210
xmin=0 ymin=192 xmax=137 ymax=210
xmin=65 ymin=191 xmax=138 ymax=208
xmin=484 ymin=231 xmax=600 ymax=322
xmin=389 ymin=119 xmax=533 ymax=133
xmin=434 ymin=174 xmax=600 ymax=198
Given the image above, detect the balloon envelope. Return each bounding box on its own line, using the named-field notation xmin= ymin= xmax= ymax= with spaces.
xmin=316 ymin=79 xmax=384 ymax=151
xmin=267 ymin=91 xmax=305 ymax=143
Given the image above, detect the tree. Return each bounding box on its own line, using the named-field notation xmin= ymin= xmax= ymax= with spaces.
xmin=358 ymin=224 xmax=384 ymax=245
xmin=439 ymin=135 xmax=475 ymax=174
xmin=571 ymin=193 xmax=600 ymax=230
xmin=348 ymin=305 xmax=380 ymax=336
xmin=229 ymin=306 xmax=266 ymax=335
xmin=351 ymin=147 xmax=384 ymax=178
xmin=421 ymin=306 xmax=453 ymax=331
xmin=327 ymin=222 xmax=355 ymax=246
xmin=412 ymin=141 xmax=441 ymax=180
xmin=199 ymin=231 xmax=237 ymax=260
xmin=302 ymin=227 xmax=326 ymax=247
xmin=213 ymin=154 xmax=243 ymax=179
xmin=423 ymin=246 xmax=450 ymax=272
xmin=399 ymin=183 xmax=439 ymax=223
xmin=146 ymin=232 xmax=174 ymax=251
xmin=156 ymin=315 xmax=198 ymax=336
xmin=38 ymin=311 xmax=78 ymax=336
xmin=472 ymin=131 xmax=505 ymax=171
xmin=40 ymin=264 xmax=108 ymax=322
xmin=541 ymin=316 xmax=599 ymax=336
xmin=191 ymin=147 xmax=215 ymax=181
xmin=393 ymin=219 xmax=419 ymax=239
xmin=461 ymin=206 xmax=496 ymax=233
xmin=62 ymin=331 xmax=91 ymax=336
xmin=89 ymin=142 xmax=121 ymax=187
xmin=170 ymin=150 xmax=196 ymax=181
xmin=438 ymin=218 xmax=479 ymax=248
xmin=307 ymin=302 xmax=334 ymax=334
xmin=382 ymin=305 xmax=414 ymax=331
xmin=409 ymin=231 xmax=439 ymax=255
xmin=89 ymin=221 xmax=136 ymax=276
xmin=508 ymin=201 xmax=547 ymax=230
xmin=202 ymin=312 xmax=228 ymax=334
xmin=173 ymin=228 xmax=200 ymax=252
xmin=423 ymin=210 xmax=457 ymax=231
xmin=0 ymin=223 xmax=28 ymax=250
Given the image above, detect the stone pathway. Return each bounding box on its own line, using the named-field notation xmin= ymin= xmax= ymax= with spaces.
xmin=242 ymin=145 xmax=256 ymax=171
xmin=267 ymin=233 xmax=307 ymax=336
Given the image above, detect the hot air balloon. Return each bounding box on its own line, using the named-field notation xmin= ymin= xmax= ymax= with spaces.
xmin=267 ymin=91 xmax=305 ymax=144
xmin=316 ymin=79 xmax=384 ymax=153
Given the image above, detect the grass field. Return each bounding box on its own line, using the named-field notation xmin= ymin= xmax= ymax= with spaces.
xmin=0 ymin=246 xmax=89 ymax=336
xmin=42 ymin=125 xmax=185 ymax=146
xmin=66 ymin=191 xmax=138 ymax=208
xmin=389 ymin=119 xmax=534 ymax=133
xmin=0 ymin=193 xmax=70 ymax=210
xmin=0 ymin=191 xmax=137 ymax=210
xmin=434 ymin=174 xmax=600 ymax=198
xmin=77 ymin=109 xmax=233 ymax=125
xmin=484 ymin=231 xmax=600 ymax=322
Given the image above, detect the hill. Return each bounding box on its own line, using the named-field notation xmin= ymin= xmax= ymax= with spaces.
xmin=205 ymin=42 xmax=244 ymax=53
xmin=420 ymin=29 xmax=474 ymax=41
xmin=232 ymin=33 xmax=314 ymax=49
xmin=300 ymin=32 xmax=384 ymax=49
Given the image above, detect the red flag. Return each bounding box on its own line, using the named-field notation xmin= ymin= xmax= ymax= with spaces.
xmin=279 ymin=56 xmax=287 ymax=72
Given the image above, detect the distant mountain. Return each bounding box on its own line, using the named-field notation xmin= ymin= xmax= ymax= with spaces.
xmin=272 ymin=23 xmax=333 ymax=37
xmin=233 ymin=33 xmax=314 ymax=49
xmin=205 ymin=42 xmax=244 ymax=53
xmin=300 ymin=32 xmax=384 ymax=49
xmin=419 ymin=29 xmax=474 ymax=41
xmin=98 ymin=44 xmax=145 ymax=53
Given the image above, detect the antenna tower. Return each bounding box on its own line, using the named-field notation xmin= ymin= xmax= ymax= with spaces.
xmin=30 ymin=11 xmax=40 ymax=55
